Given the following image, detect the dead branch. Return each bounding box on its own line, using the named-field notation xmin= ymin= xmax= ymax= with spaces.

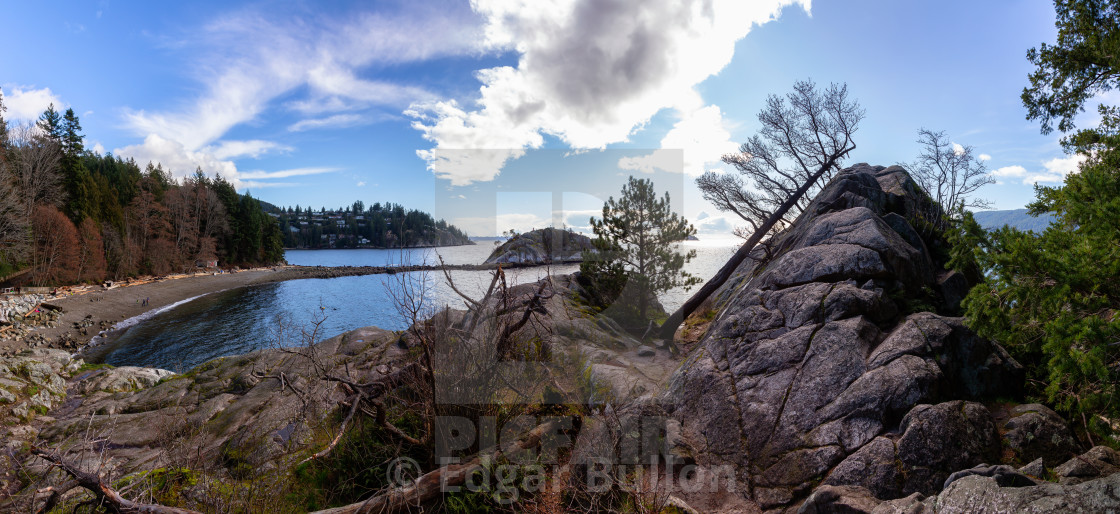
xmin=30 ymin=446 xmax=202 ymax=514
xmin=308 ymin=420 xmax=562 ymax=514
xmin=300 ymin=393 xmax=364 ymax=465
xmin=366 ymin=399 xmax=428 ymax=446
xmin=35 ymin=479 xmax=79 ymax=514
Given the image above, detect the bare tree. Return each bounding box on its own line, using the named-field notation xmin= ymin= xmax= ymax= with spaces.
xmin=0 ymin=159 xmax=28 ymax=268
xmin=8 ymin=123 xmax=63 ymax=218
xmin=907 ymin=128 xmax=994 ymax=225
xmin=660 ymin=80 xmax=863 ymax=339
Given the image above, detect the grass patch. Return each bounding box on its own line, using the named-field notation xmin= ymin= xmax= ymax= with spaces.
xmin=75 ymin=362 xmax=114 ymax=373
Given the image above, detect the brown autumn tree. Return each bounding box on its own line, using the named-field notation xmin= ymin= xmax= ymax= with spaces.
xmin=76 ymin=217 xmax=107 ymax=283
xmin=32 ymin=205 xmax=79 ymax=286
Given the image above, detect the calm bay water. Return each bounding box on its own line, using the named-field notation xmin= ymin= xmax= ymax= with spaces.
xmin=90 ymin=240 xmax=738 ymax=371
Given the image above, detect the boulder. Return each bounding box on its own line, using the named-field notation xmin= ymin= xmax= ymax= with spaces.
xmin=824 ymin=401 xmax=1002 ymax=498
xmin=798 ymin=484 xmax=883 ymax=513
xmin=1001 ymin=403 xmax=1081 ymax=467
xmin=664 ymin=165 xmax=1026 ymax=509
xmin=1053 ymin=446 xmax=1120 ymax=485
xmin=928 ymin=472 xmax=1120 ymax=513
xmin=72 ymin=366 xmax=176 ymax=394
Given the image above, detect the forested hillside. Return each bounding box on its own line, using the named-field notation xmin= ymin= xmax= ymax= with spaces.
xmin=971 ymin=208 xmax=1054 ymax=231
xmin=273 ymin=202 xmax=470 ymax=249
xmin=0 ymin=98 xmax=283 ymax=286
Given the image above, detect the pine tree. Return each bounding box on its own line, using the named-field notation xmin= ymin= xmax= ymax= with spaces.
xmin=60 ymin=108 xmax=95 ymax=222
xmin=961 ymin=0 xmax=1120 ymax=444
xmin=583 ymin=176 xmax=699 ymax=323
xmin=36 ymin=104 xmax=63 ymax=141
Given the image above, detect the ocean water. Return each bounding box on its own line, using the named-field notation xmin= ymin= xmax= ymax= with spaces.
xmin=90 ymin=240 xmax=739 ymax=371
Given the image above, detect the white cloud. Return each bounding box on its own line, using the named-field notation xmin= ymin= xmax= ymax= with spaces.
xmin=207 ymin=140 xmax=291 ymax=160
xmin=114 ymin=133 xmax=310 ymax=189
xmin=991 ymin=165 xmax=1028 ymax=178
xmin=951 ymin=142 xmax=965 ymax=155
xmin=288 ymin=113 xmax=365 ymax=132
xmin=115 ymin=134 xmax=238 ymax=181
xmin=991 ymin=153 xmax=1086 ymax=185
xmin=978 ymin=153 xmax=991 ymax=161
xmin=618 ymin=149 xmax=682 ymax=174
xmin=1 ymin=85 xmax=66 ymax=121
xmin=659 ymin=104 xmax=739 ymax=176
xmin=357 ymin=181 xmax=367 ymax=187
xmin=1041 ymin=154 xmax=1086 ymax=179
xmin=119 ymin=2 xmax=481 ymax=184
xmin=238 ymin=167 xmax=338 ymax=180
xmin=409 ymin=0 xmax=810 ymax=184
xmin=692 ymin=211 xmax=734 ymax=234
xmin=91 ymin=142 xmax=106 ymax=154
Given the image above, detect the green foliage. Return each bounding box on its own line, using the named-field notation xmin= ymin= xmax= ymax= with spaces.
xmin=581 ymin=176 xmax=700 ymax=323
xmin=217 ymin=440 xmax=256 ymax=480
xmin=961 ymin=116 xmax=1120 ymax=445
xmin=75 ymin=362 xmax=114 ymax=373
xmin=1022 ymin=0 xmax=1120 ymax=135
xmin=290 ymin=409 xmax=428 ymax=510
xmin=945 ymin=209 xmax=989 ymax=286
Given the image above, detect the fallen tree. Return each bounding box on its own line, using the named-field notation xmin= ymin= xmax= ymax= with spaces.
xmin=659 ymin=80 xmax=863 ymax=339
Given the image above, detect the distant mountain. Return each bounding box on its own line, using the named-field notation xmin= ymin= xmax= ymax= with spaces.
xmin=972 ymin=209 xmax=1054 ymax=232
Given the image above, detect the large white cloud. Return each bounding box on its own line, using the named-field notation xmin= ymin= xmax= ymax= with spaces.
xmin=409 ymin=0 xmax=810 ymax=184
xmin=1 ymin=85 xmax=66 ymax=122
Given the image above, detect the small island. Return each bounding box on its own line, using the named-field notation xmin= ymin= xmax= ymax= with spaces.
xmin=484 ymin=227 xmax=593 ymax=265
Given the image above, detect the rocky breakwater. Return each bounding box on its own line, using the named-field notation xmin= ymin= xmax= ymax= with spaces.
xmin=662 ymin=164 xmax=1115 ymax=511
xmin=485 ymin=227 xmax=594 ymax=265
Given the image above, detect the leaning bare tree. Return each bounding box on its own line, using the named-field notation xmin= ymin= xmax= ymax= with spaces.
xmin=659 ymin=80 xmax=863 ymax=339
xmin=906 ymin=128 xmax=994 ymax=229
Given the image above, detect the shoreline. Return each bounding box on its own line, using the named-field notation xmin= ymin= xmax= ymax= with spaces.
xmin=0 ymin=266 xmax=391 ymax=356
xmin=0 ymin=261 xmax=580 ymax=357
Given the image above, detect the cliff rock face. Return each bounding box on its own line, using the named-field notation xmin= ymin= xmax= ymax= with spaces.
xmin=485 ymin=227 xmax=593 ymax=265
xmin=664 ymin=164 xmax=1025 ymax=510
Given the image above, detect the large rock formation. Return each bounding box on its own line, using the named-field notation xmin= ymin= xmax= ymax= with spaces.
xmin=485 ymin=227 xmax=594 ymax=265
xmin=664 ymin=164 xmax=1028 ymax=510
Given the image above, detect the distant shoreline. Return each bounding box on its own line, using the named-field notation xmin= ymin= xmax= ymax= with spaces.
xmin=282 ymin=241 xmax=476 ymax=251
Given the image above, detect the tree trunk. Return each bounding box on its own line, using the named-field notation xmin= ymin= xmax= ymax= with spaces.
xmin=658 ymin=157 xmax=842 ymax=340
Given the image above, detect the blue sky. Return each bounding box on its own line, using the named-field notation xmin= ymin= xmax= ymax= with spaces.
xmin=0 ymin=0 xmax=1100 ymax=236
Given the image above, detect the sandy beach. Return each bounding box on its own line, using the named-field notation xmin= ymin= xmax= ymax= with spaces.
xmin=0 ymin=265 xmax=392 ymax=356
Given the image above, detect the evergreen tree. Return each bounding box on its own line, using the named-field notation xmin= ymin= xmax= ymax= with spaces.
xmin=60 ymin=108 xmax=95 ymax=222
xmin=1022 ymin=0 xmax=1120 ymax=135
xmin=961 ymin=0 xmax=1120 ymax=444
xmin=36 ymin=104 xmax=63 ymax=141
xmin=0 ymin=87 xmax=9 ymax=157
xmin=582 ymin=176 xmax=699 ymax=323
